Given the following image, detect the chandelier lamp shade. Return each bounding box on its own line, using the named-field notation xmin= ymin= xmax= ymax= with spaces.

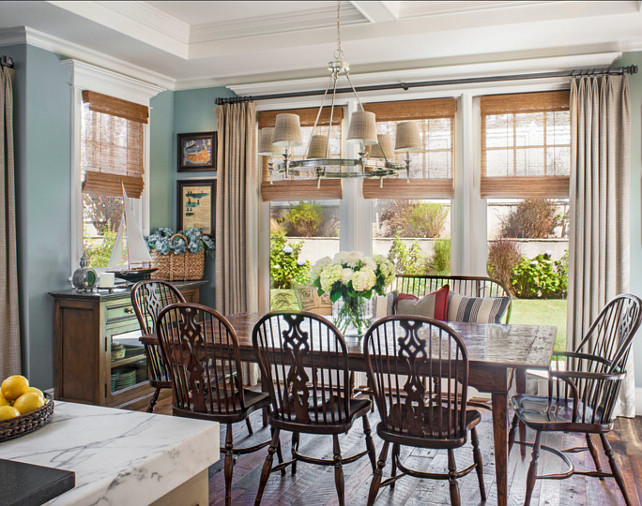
xmin=264 ymin=0 xmax=419 ymax=183
xmin=258 ymin=127 xmax=285 ymax=183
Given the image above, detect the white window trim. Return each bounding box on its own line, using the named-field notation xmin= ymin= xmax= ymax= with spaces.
xmin=62 ymin=59 xmax=164 ymax=275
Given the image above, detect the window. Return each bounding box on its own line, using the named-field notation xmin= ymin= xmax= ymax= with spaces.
xmin=480 ymin=90 xmax=570 ymax=198
xmin=80 ymin=91 xmax=149 ymax=267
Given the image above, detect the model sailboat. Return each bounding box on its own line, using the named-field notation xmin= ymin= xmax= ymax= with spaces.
xmin=107 ymin=185 xmax=157 ymax=283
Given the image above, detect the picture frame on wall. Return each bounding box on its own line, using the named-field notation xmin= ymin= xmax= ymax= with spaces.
xmin=177 ymin=131 xmax=216 ymax=172
xmin=177 ymin=179 xmax=216 ymax=236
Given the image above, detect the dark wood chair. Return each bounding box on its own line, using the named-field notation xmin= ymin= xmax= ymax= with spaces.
xmin=392 ymin=273 xmax=513 ymax=323
xmin=131 ymin=280 xmax=186 ymax=412
xmin=509 ymin=293 xmax=642 ymax=505
xmin=156 ymin=302 xmax=273 ymax=506
xmin=252 ymin=311 xmax=377 ymax=506
xmin=363 ymin=315 xmax=486 ymax=506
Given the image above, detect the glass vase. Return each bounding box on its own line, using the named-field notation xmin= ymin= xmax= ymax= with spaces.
xmin=332 ymin=294 xmax=373 ymax=337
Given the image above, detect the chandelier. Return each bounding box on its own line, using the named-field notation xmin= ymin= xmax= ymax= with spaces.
xmin=258 ymin=0 xmax=422 ymax=183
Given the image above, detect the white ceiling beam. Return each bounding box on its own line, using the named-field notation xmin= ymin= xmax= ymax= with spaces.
xmin=349 ymin=1 xmax=399 ymax=23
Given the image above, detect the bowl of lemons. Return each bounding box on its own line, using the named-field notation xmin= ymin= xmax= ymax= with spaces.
xmin=0 ymin=375 xmax=54 ymax=442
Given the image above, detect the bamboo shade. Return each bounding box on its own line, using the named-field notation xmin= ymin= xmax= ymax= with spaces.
xmin=81 ymin=91 xmax=147 ymax=198
xmin=480 ymin=176 xmax=569 ymax=198
xmin=481 ymin=90 xmax=570 ymax=199
xmin=480 ymin=90 xmax=569 ymax=115
xmin=258 ymin=106 xmax=343 ymax=128
xmin=82 ymin=90 xmax=149 ymax=123
xmin=363 ymin=97 xmax=456 ymax=120
xmin=261 ymin=179 xmax=342 ymax=201
xmin=363 ymin=178 xmax=453 ymax=199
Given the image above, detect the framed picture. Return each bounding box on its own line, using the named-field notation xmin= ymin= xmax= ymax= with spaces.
xmin=177 ymin=132 xmax=216 ymax=171
xmin=177 ymin=179 xmax=216 ymax=236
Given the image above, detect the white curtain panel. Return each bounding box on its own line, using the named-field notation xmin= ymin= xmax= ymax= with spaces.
xmin=0 ymin=65 xmax=21 ymax=378
xmin=214 ymin=101 xmax=259 ymax=384
xmin=568 ymin=75 xmax=634 ymax=417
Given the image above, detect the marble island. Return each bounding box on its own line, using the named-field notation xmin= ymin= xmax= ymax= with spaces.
xmin=0 ymin=401 xmax=220 ymax=505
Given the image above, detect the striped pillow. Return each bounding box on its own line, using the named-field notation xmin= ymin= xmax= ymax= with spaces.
xmin=447 ymin=292 xmax=510 ymax=323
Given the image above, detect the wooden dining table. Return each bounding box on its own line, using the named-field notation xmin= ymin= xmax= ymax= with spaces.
xmin=224 ymin=312 xmax=557 ymax=506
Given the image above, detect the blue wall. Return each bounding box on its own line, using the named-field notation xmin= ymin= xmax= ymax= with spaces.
xmin=168 ymin=87 xmax=236 ymax=308
xmin=149 ymin=90 xmax=175 ymax=229
xmin=3 ymin=44 xmax=71 ymax=388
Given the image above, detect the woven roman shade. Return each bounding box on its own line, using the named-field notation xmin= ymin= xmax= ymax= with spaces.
xmin=258 ymin=106 xmax=343 ymax=129
xmin=481 ymin=90 xmax=570 ymax=198
xmin=81 ymin=91 xmax=148 ymax=198
xmin=361 ymin=97 xmax=456 ymax=199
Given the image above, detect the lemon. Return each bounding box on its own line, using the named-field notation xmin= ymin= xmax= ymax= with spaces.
xmin=0 ymin=392 xmax=10 ymax=407
xmin=25 ymin=387 xmax=45 ymax=401
xmin=1 ymin=375 xmax=29 ymax=401
xmin=12 ymin=392 xmax=45 ymax=415
xmin=0 ymin=405 xmax=20 ymax=420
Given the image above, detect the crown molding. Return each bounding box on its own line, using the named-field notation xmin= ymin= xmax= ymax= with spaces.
xmin=0 ymin=26 xmax=175 ymax=91
xmin=62 ymin=59 xmax=164 ymax=105
xmin=226 ymin=51 xmax=622 ymax=97
xmin=189 ymin=4 xmax=366 ymax=44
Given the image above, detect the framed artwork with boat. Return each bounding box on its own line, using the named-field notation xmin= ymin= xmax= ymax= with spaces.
xmin=177 ymin=131 xmax=216 ymax=171
xmin=177 ymin=179 xmax=216 ymax=236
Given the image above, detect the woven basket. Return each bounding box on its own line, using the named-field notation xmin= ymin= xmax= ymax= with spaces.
xmin=0 ymin=397 xmax=54 ymax=443
xmin=151 ymin=234 xmax=205 ymax=281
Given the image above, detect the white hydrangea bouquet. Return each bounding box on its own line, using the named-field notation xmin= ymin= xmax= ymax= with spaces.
xmin=310 ymin=251 xmax=395 ymax=336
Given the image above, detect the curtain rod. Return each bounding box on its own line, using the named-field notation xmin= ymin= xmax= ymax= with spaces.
xmin=1 ymin=55 xmax=14 ymax=68
xmin=215 ymin=64 xmax=638 ymax=106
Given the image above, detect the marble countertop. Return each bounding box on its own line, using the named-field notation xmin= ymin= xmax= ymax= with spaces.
xmin=0 ymin=401 xmax=220 ymax=505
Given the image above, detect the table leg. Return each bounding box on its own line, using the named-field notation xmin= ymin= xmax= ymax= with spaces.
xmin=515 ymin=369 xmax=527 ymax=459
xmin=492 ymin=392 xmax=509 ymax=506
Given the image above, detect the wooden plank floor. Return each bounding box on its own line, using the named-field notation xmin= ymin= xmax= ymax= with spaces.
xmin=151 ymin=396 xmax=642 ymax=505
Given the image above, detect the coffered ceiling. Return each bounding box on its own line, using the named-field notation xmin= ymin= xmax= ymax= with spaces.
xmin=0 ymin=1 xmax=641 ymax=91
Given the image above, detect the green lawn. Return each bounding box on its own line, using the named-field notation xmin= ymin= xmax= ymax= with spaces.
xmin=509 ymin=299 xmax=567 ymax=352
xmin=270 ymin=289 xmax=567 ymax=352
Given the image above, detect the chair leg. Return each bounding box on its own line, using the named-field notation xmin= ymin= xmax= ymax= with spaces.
xmin=224 ymin=424 xmax=234 ymax=506
xmin=367 ymin=441 xmax=389 ymax=506
xmin=245 ymin=417 xmax=254 ymax=435
xmin=508 ymin=413 xmax=519 ymax=454
xmin=362 ymin=414 xmax=376 ymax=471
xmin=147 ymin=387 xmax=161 ymax=413
xmin=471 ymin=427 xmax=486 ymax=501
xmin=448 ymin=449 xmax=461 ymax=506
xmin=599 ymin=433 xmax=632 ymax=506
xmin=254 ymin=427 xmax=281 ymax=506
xmin=585 ymin=434 xmax=604 ymax=479
xmin=291 ymin=432 xmax=300 ymax=476
xmin=390 ymin=443 xmax=400 ymax=490
xmin=271 ymin=427 xmax=286 ymax=477
xmin=332 ymin=434 xmax=345 ymax=506
xmin=524 ymin=430 xmax=542 ymax=506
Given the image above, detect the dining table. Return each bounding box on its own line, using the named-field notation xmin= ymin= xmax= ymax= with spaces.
xmin=224 ymin=312 xmax=557 ymax=506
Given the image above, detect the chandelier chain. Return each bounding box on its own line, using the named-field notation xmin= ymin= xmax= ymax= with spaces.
xmin=334 ymin=0 xmax=343 ymax=60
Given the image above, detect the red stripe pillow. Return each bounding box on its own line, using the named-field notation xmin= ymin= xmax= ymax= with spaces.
xmin=394 ymin=284 xmax=449 ymax=321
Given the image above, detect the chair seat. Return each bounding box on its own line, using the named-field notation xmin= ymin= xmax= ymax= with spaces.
xmin=377 ymin=404 xmax=481 ymax=448
xmin=174 ymin=388 xmax=270 ymax=423
xmin=270 ymin=397 xmax=372 ymax=434
xmin=511 ymin=393 xmax=610 ymax=433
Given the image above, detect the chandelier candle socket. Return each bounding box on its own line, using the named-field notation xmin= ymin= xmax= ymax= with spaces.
xmin=310 ymin=251 xmax=395 ymax=336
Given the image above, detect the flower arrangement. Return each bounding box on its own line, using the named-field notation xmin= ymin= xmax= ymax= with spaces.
xmin=310 ymin=251 xmax=395 ymax=335
xmin=145 ymin=227 xmax=215 ymax=256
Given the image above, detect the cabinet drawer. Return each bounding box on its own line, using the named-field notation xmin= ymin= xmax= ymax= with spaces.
xmin=105 ymin=300 xmax=138 ymax=327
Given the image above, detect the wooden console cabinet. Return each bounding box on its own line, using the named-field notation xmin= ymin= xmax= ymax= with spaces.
xmin=50 ymin=281 xmax=205 ymax=410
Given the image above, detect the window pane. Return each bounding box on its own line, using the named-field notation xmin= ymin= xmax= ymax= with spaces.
xmin=486 ymin=198 xmax=569 ymax=351
xmin=269 ymin=200 xmax=340 ymax=310
xmin=373 ymin=199 xmax=451 ymax=275
xmin=546 ymin=146 xmax=570 ymax=176
xmin=546 ymin=111 xmax=570 ymax=145
xmin=83 ymin=193 xmax=123 ymax=268
xmin=485 ymin=114 xmax=513 ymax=148
xmin=486 ymin=149 xmax=513 ymax=177
xmin=515 ymin=112 xmax=544 ymax=147
xmin=516 ymin=148 xmax=545 ymax=176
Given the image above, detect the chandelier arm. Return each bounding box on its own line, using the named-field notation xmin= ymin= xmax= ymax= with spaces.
xmin=344 ymin=72 xmax=365 ymax=111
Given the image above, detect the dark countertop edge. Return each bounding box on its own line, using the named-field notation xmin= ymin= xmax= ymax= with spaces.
xmin=48 ymin=280 xmax=207 ymax=300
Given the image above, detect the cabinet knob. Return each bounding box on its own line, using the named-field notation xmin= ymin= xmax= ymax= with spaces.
xmin=124 ymin=307 xmax=134 ymax=314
